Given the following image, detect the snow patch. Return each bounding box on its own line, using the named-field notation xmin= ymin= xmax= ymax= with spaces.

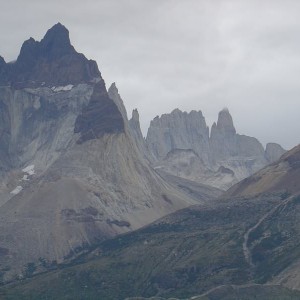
xmin=51 ymin=84 xmax=73 ymax=92
xmin=10 ymin=186 xmax=23 ymax=195
xmin=21 ymin=174 xmax=29 ymax=181
xmin=22 ymin=165 xmax=35 ymax=176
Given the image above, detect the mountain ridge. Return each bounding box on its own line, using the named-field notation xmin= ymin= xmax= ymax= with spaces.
xmin=0 ymin=24 xmax=199 ymax=281
xmin=144 ymin=107 xmax=285 ymax=189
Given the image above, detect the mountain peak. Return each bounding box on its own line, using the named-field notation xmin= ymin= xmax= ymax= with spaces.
xmin=110 ymin=82 xmax=117 ymax=90
xmin=42 ymin=23 xmax=70 ymax=43
xmin=131 ymin=108 xmax=140 ymax=122
xmin=2 ymin=24 xmax=101 ymax=87
xmin=39 ymin=23 xmax=74 ymax=59
xmin=217 ymin=108 xmax=236 ymax=134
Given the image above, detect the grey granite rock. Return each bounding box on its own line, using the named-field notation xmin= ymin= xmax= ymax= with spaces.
xmin=146 ymin=108 xmax=285 ymax=189
xmin=146 ymin=109 xmax=210 ymax=164
xmin=108 ymin=82 xmax=128 ymax=123
xmin=265 ymin=142 xmax=286 ymax=163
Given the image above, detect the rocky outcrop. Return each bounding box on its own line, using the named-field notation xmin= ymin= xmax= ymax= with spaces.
xmin=108 ymin=82 xmax=128 ymax=123
xmin=146 ymin=108 xmax=285 ymax=189
xmin=108 ymin=84 xmax=154 ymax=162
xmin=146 ymin=109 xmax=210 ymax=164
xmin=265 ymin=142 xmax=286 ymax=163
xmin=128 ymin=108 xmax=156 ymax=162
xmin=74 ymin=82 xmax=124 ymax=144
xmin=129 ymin=109 xmax=144 ymax=146
xmin=210 ymin=108 xmax=265 ymax=162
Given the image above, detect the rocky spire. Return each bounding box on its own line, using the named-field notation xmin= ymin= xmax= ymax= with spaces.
xmin=216 ymin=108 xmax=236 ymax=135
xmin=129 ymin=109 xmax=144 ymax=141
xmin=129 ymin=109 xmax=155 ymax=162
xmin=108 ymin=82 xmax=128 ymax=123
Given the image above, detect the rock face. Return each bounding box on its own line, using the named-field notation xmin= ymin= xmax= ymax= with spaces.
xmin=146 ymin=108 xmax=285 ymax=189
xmin=146 ymin=109 xmax=210 ymax=164
xmin=0 ymin=24 xmax=196 ymax=281
xmin=209 ymin=108 xmax=268 ymax=181
xmin=108 ymin=84 xmax=154 ymax=163
xmin=107 ymin=82 xmax=128 ymax=123
xmin=265 ymin=142 xmax=286 ymax=163
xmin=128 ymin=109 xmax=155 ymax=162
xmin=210 ymin=108 xmax=264 ymax=162
xmin=74 ymin=82 xmax=124 ymax=144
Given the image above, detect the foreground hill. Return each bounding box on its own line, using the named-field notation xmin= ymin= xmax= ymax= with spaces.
xmin=1 ymin=142 xmax=299 ymax=299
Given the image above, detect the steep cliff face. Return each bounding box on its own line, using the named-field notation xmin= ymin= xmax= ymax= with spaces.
xmin=107 ymin=82 xmax=128 ymax=123
xmin=0 ymin=24 xmax=196 ymax=280
xmin=0 ymin=23 xmax=124 ymax=175
xmin=146 ymin=109 xmax=210 ymax=164
xmin=146 ymin=108 xmax=285 ymax=189
xmin=209 ymin=108 xmax=268 ymax=180
xmin=210 ymin=108 xmax=265 ymax=161
xmin=265 ymin=142 xmax=286 ymax=163
xmin=128 ymin=108 xmax=157 ymax=162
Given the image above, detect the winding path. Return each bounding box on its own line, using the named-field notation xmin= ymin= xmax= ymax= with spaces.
xmin=242 ymin=195 xmax=296 ymax=267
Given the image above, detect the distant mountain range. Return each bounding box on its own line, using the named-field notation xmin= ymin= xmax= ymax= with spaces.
xmin=128 ymin=106 xmax=285 ymax=190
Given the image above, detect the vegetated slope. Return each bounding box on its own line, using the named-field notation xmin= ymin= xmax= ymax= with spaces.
xmin=125 ymin=284 xmax=300 ymax=300
xmin=0 ymin=193 xmax=287 ymax=299
xmin=2 ymin=143 xmax=300 ymax=300
xmin=0 ymin=24 xmax=197 ymax=281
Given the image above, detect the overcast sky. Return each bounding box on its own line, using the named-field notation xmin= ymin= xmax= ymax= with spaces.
xmin=1 ymin=0 xmax=299 ymax=149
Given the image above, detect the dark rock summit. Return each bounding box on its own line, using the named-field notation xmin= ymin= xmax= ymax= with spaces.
xmin=38 ymin=22 xmax=74 ymax=59
xmin=0 ymin=23 xmax=101 ymax=88
xmin=74 ymin=82 xmax=125 ymax=143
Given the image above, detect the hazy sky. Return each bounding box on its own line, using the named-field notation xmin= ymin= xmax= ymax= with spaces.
xmin=0 ymin=0 xmax=299 ymax=149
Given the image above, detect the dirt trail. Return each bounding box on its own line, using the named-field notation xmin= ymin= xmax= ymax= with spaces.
xmin=242 ymin=195 xmax=295 ymax=267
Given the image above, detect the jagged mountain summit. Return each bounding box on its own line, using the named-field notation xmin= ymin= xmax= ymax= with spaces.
xmin=0 ymin=23 xmax=100 ymax=88
xmin=0 ymin=24 xmax=197 ymax=281
xmin=144 ymin=108 xmax=285 ymax=189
